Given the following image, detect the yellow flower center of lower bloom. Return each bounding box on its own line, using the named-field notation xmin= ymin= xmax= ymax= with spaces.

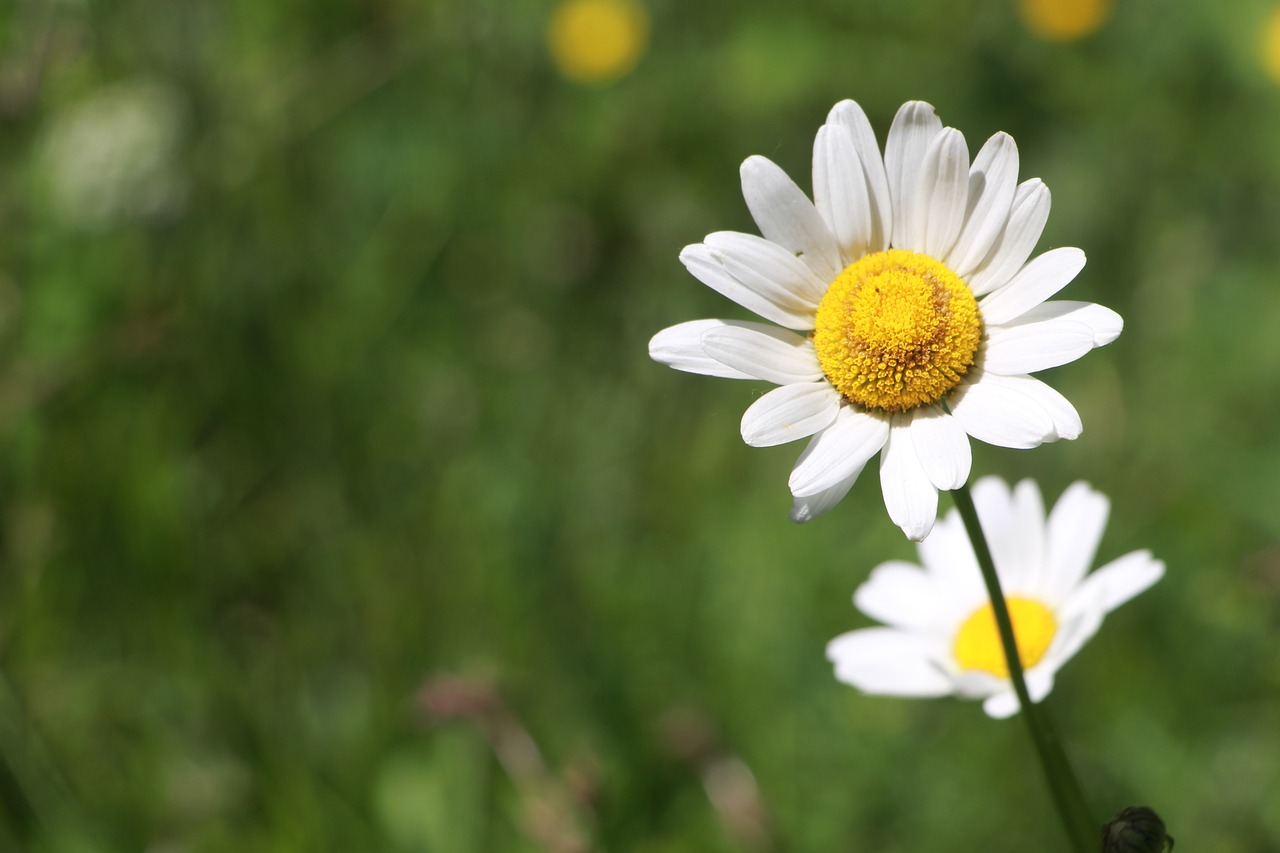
xmin=812 ymin=249 xmax=982 ymax=413
xmin=953 ymin=597 xmax=1058 ymax=679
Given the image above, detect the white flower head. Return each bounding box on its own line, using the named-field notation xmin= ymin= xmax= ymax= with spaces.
xmin=826 ymin=476 xmax=1164 ymax=718
xmin=649 ymin=100 xmax=1122 ymax=539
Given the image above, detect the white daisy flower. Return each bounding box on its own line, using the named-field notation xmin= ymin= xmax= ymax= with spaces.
xmin=649 ymin=100 xmax=1122 ymax=539
xmin=826 ymin=476 xmax=1164 ymax=718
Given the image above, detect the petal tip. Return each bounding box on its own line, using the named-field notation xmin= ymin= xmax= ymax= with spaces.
xmin=789 ymin=503 xmax=818 ymax=524
xmin=739 ymin=154 xmax=772 ymax=178
xmin=900 ymin=517 xmax=936 ymax=542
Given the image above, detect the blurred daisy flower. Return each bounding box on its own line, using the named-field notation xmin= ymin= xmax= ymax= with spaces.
xmin=1018 ymin=0 xmax=1113 ymax=42
xmin=649 ymin=100 xmax=1120 ymax=539
xmin=826 ymin=477 xmax=1164 ymax=718
xmin=547 ymin=0 xmax=649 ymax=85
xmin=35 ymin=79 xmax=188 ymax=229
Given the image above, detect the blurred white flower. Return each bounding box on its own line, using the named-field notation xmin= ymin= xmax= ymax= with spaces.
xmin=826 ymin=476 xmax=1164 ymax=718
xmin=649 ymin=100 xmax=1120 ymax=539
xmin=36 ymin=79 xmax=187 ymax=228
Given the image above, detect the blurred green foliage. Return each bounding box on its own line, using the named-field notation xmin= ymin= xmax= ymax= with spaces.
xmin=1 ymin=0 xmax=1280 ymax=850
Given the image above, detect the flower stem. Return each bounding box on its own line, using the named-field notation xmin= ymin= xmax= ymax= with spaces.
xmin=951 ymin=482 xmax=1096 ymax=853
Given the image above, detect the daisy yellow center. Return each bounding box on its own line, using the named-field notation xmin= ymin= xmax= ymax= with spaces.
xmin=953 ymin=597 xmax=1058 ymax=679
xmin=812 ymin=249 xmax=982 ymax=412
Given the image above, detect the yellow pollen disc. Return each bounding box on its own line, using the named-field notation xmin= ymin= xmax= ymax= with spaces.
xmin=953 ymin=597 xmax=1058 ymax=679
xmin=812 ymin=249 xmax=982 ymax=413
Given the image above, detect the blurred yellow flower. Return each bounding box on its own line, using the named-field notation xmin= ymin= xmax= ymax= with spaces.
xmin=1018 ymin=0 xmax=1112 ymax=41
xmin=547 ymin=0 xmax=648 ymax=84
xmin=1264 ymin=6 xmax=1280 ymax=84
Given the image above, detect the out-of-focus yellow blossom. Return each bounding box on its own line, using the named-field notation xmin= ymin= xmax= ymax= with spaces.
xmin=1264 ymin=7 xmax=1280 ymax=84
xmin=547 ymin=0 xmax=648 ymax=84
xmin=1018 ymin=0 xmax=1112 ymax=41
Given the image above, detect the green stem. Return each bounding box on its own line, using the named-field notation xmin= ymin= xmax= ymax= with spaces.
xmin=951 ymin=482 xmax=1096 ymax=853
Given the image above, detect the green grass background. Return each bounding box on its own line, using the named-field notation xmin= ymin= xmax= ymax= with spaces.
xmin=1 ymin=0 xmax=1279 ymax=849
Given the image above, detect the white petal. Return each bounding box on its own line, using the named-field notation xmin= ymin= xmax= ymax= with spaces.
xmin=915 ymin=128 xmax=970 ymax=259
xmin=854 ymin=560 xmax=949 ymax=631
xmin=983 ymin=319 xmax=1096 ymax=375
xmin=680 ymin=241 xmax=816 ymax=331
xmin=979 ymin=247 xmax=1087 ymax=326
xmin=1025 ymin=667 xmax=1056 ymax=704
xmin=907 ymin=405 xmax=971 ymax=491
xmin=917 ymin=510 xmax=985 ymax=604
xmin=949 ymin=371 xmax=1056 ymax=449
xmin=883 ymin=101 xmax=943 ymax=252
xmin=740 ymin=382 xmax=841 ymax=447
xmin=970 ymin=472 xmax=1013 ymax=519
xmin=1000 ymin=479 xmax=1047 ymax=592
xmin=953 ymin=669 xmax=1003 ymax=699
xmin=1072 ymin=550 xmax=1165 ymax=614
xmin=788 ymin=408 xmax=889 ymax=496
xmin=879 ymin=418 xmax=939 ymax=541
xmin=827 ymin=629 xmax=954 ymax=696
xmin=1044 ymin=595 xmax=1105 ymax=673
xmin=648 ymin=320 xmax=759 ymax=379
xmin=813 ymin=125 xmax=871 ymax=263
xmin=826 ymin=99 xmax=892 ymax=251
xmin=700 ymin=325 xmax=822 ymax=384
xmin=703 ymin=231 xmax=829 ymax=308
xmin=1012 ymin=300 xmax=1123 ymax=347
xmin=966 ymin=178 xmax=1051 ymax=296
xmin=1043 ymin=481 xmax=1110 ymax=604
xmin=948 ymin=132 xmax=1019 ymax=277
xmin=740 ymin=155 xmax=843 ymax=282
xmin=982 ymin=689 xmax=1021 ymax=719
xmin=790 ymin=465 xmax=861 ymax=523
xmin=969 ymin=475 xmax=1026 ymax=589
xmin=1006 ymin=374 xmax=1082 ymax=441
xmin=977 ymin=669 xmax=1053 ymax=718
